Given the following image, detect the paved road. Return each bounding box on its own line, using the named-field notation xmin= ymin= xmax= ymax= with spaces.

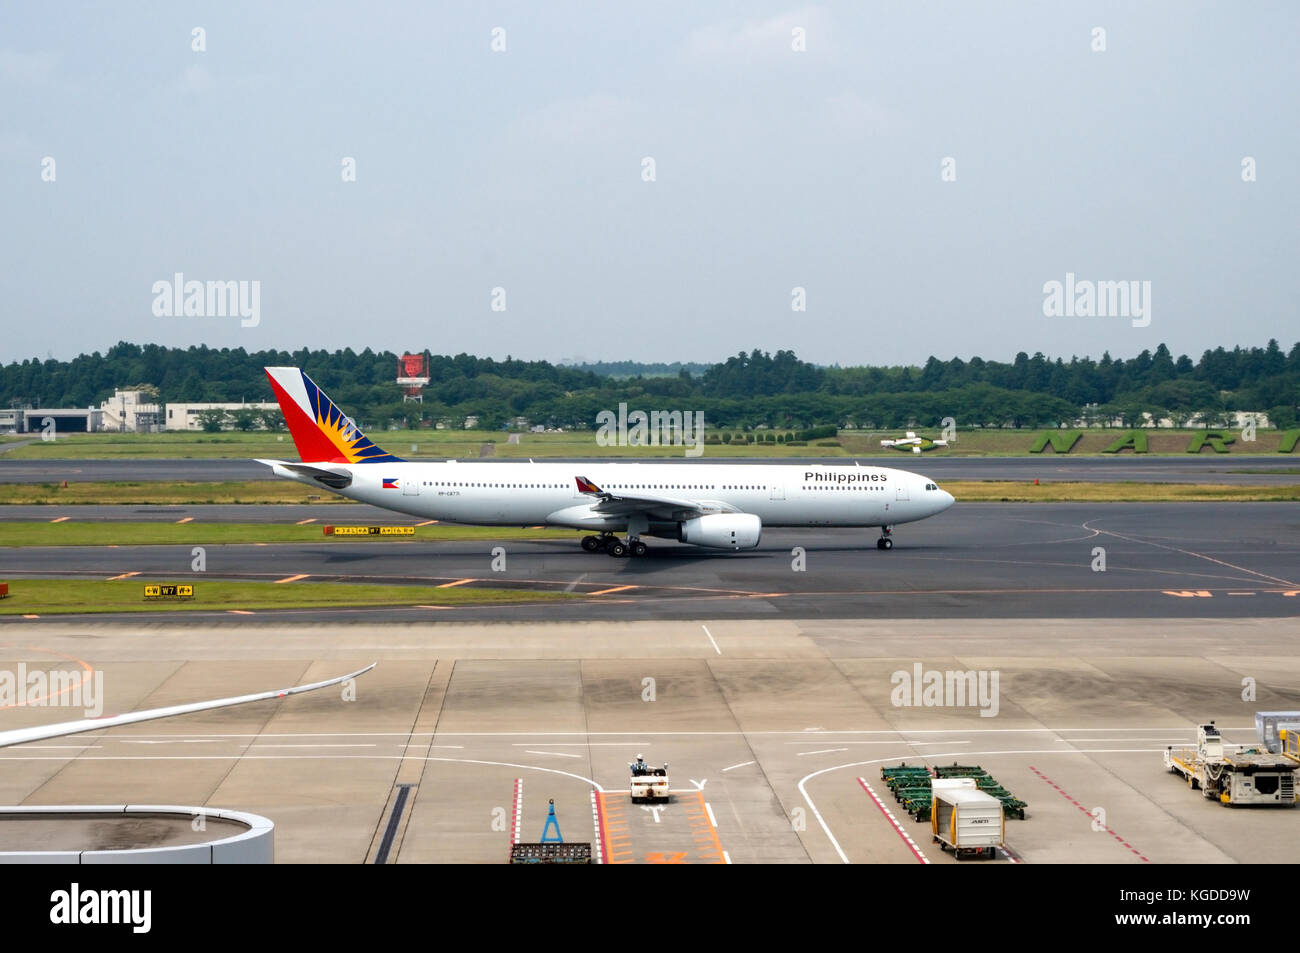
xmin=3 ymin=503 xmax=1296 ymax=621
xmin=0 ymin=503 xmax=389 ymax=522
xmin=1 ymin=455 xmax=1298 ymax=484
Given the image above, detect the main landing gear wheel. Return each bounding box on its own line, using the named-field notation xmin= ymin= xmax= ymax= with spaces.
xmin=631 ymin=540 xmax=648 ymax=557
xmin=877 ymin=537 xmax=893 ymax=550
xmin=607 ymin=539 xmax=628 ymax=557
xmin=581 ymin=535 xmax=603 ymax=553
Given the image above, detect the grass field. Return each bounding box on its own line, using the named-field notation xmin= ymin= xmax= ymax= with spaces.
xmin=0 ymin=579 xmax=574 ymax=615
xmin=6 ymin=428 xmax=1296 ymax=459
xmin=0 ymin=522 xmax=574 ymax=547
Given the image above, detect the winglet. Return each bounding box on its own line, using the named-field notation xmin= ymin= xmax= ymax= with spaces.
xmin=575 ymin=475 xmax=603 ymax=495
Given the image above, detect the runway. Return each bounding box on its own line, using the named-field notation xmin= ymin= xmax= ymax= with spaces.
xmin=3 ymin=503 xmax=1297 ymax=621
xmin=0 ymin=503 xmax=390 ymax=522
xmin=2 ymin=618 xmax=1297 ymax=864
xmin=2 ymin=455 xmax=1298 ymax=484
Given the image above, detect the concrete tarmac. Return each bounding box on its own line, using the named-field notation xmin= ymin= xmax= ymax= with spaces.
xmin=1 ymin=618 xmax=1296 ymax=864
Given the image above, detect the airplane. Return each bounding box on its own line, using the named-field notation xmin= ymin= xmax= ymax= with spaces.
xmin=881 ymin=431 xmax=949 ymax=453
xmin=258 ymin=367 xmax=955 ymax=556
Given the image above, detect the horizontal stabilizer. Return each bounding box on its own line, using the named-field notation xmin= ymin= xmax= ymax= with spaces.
xmin=256 ymin=458 xmax=353 ymax=489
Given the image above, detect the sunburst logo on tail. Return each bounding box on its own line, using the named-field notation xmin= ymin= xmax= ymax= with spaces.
xmin=265 ymin=367 xmax=403 ymax=464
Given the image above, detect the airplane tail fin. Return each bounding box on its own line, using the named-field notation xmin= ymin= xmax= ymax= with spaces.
xmin=264 ymin=367 xmax=403 ymax=464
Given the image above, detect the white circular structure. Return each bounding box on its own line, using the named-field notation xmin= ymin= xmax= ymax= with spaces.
xmin=0 ymin=805 xmax=273 ymax=864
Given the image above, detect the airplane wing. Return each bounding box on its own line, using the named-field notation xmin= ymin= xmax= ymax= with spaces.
xmin=574 ymin=476 xmax=735 ymax=520
xmin=257 ymin=458 xmax=353 ymax=489
xmin=0 ymin=663 xmax=375 ymax=749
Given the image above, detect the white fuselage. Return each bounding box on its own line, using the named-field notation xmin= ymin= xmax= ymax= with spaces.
xmin=275 ymin=460 xmax=954 ymax=534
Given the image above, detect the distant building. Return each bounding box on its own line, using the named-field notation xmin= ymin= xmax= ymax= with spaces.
xmin=164 ymin=401 xmax=278 ymax=431
xmin=1072 ymin=406 xmax=1271 ymax=429
xmin=100 ymin=389 xmax=161 ymax=432
xmin=0 ymin=407 xmax=102 ymax=434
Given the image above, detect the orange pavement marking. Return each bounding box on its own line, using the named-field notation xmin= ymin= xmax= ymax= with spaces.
xmin=588 ymin=584 xmax=638 ymax=596
xmin=0 ymin=647 xmax=94 ymax=710
xmin=684 ymin=791 xmax=726 ymax=864
xmin=274 ymin=574 xmax=309 ymax=584
xmin=436 ymin=578 xmax=474 ymax=589
xmin=598 ymin=793 xmax=634 ymax=864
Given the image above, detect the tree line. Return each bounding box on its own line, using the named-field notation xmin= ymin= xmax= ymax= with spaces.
xmin=1 ymin=340 xmax=1296 ymax=431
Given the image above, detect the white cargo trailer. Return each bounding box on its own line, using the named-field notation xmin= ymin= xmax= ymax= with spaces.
xmin=1256 ymin=712 xmax=1300 ymax=754
xmin=930 ymin=778 xmax=1004 ymax=859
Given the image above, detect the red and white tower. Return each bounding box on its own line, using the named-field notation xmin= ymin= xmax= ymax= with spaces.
xmin=396 ymin=352 xmax=430 ymax=403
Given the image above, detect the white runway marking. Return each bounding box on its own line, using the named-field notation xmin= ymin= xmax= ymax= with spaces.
xmin=797 ymin=748 xmax=849 ymax=756
xmin=1067 ymin=737 xmax=1188 ymax=743
xmin=0 ymin=754 xmax=608 ymax=790
xmin=784 ymin=740 xmax=971 ymax=746
xmin=590 ymin=790 xmax=604 ymax=865
xmin=512 ymin=778 xmax=523 ymax=845
xmin=78 ymin=725 xmax=1257 ymax=738
xmin=701 ymin=624 xmax=722 ymax=655
xmin=246 ymin=743 xmax=377 ymax=749
xmin=1083 ymin=517 xmax=1300 ymax=588
xmin=512 ymin=742 xmax=646 ymax=747
xmin=722 ymin=761 xmax=754 ymax=772
xmin=524 ymin=750 xmax=582 ymax=758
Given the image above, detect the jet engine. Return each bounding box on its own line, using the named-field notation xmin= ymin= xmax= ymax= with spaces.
xmin=678 ymin=513 xmax=762 ymax=550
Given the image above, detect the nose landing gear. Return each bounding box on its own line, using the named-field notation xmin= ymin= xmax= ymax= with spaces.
xmin=876 ymin=525 xmax=894 ymax=550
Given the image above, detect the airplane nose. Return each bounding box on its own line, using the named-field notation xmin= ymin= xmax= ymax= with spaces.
xmin=940 ymin=489 xmax=955 ymax=510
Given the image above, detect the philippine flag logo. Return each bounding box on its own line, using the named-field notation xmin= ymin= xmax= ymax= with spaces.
xmin=382 ymin=477 xmax=399 ymax=489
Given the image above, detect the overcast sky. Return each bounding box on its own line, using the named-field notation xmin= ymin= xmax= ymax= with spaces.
xmin=3 ymin=2 xmax=1296 ymax=367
